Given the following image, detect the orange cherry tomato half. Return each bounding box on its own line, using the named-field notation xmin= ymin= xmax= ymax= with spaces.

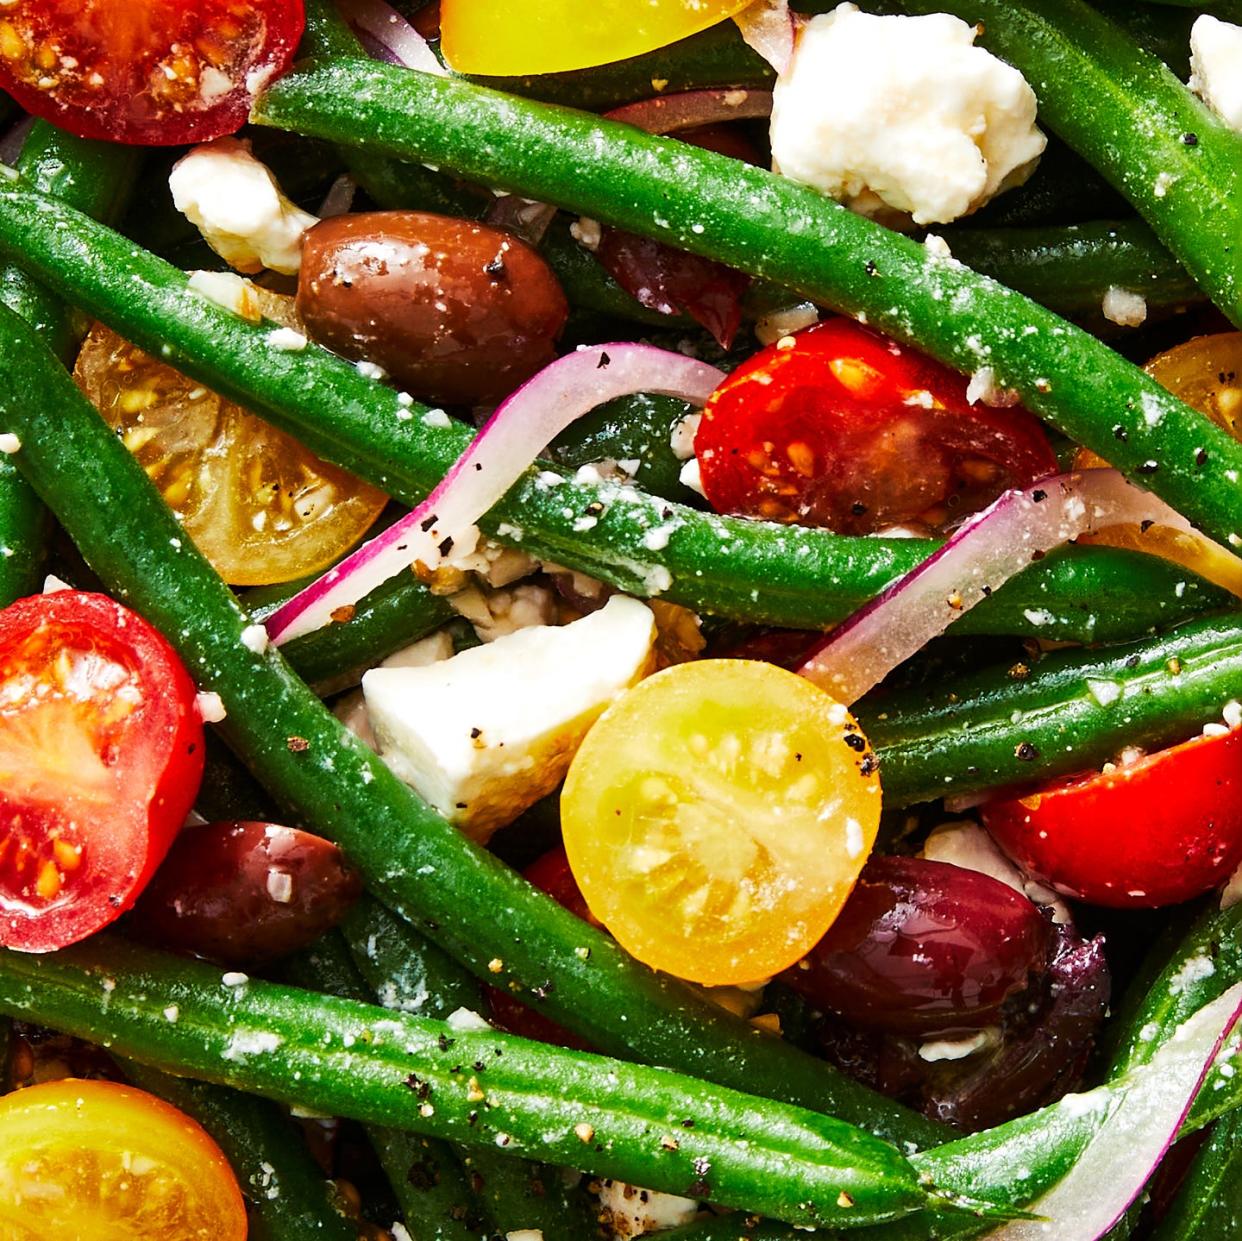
xmin=0 ymin=591 xmax=204 ymax=951
xmin=695 ymin=319 xmax=1058 ymax=535
xmin=0 ymin=1079 xmax=247 ymax=1240
xmin=561 ymin=659 xmax=882 ymax=986
xmin=0 ymin=0 xmax=304 ymax=145
xmin=441 ymin=0 xmax=755 ymax=76
xmin=981 ymin=728 xmax=1242 ymax=908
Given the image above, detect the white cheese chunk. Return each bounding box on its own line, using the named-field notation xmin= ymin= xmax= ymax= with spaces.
xmin=770 ymin=3 xmax=1046 ymax=225
xmin=169 ymin=138 xmax=319 ymax=275
xmin=1101 ymin=286 xmax=1148 ymax=328
xmin=362 ymin=596 xmax=656 ymax=841
xmin=1191 ymin=15 xmax=1242 ymax=132
xmin=597 ymin=1180 xmax=699 ymax=1237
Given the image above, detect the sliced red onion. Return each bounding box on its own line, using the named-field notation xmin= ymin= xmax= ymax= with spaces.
xmin=337 ymin=0 xmax=446 ymax=76
xmin=798 ymin=469 xmax=1236 ymax=704
xmin=732 ymin=0 xmax=797 ymax=75
xmin=316 ymin=173 xmax=357 ymax=220
xmin=485 ymin=194 xmax=559 ymax=247
xmin=605 ymin=88 xmax=774 ymax=135
xmin=992 ymin=981 xmax=1242 ymax=1240
xmin=265 ymin=345 xmax=725 ymax=644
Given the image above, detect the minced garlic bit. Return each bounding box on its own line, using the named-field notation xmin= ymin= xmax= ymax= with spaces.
xmin=196 ymin=690 xmax=227 ymax=723
xmin=267 ymin=326 xmax=308 ymax=352
xmin=241 ymin=623 xmax=270 ymax=655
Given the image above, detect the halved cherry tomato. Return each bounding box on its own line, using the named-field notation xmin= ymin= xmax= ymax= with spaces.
xmin=74 ymin=316 xmax=387 ymax=587
xmin=0 ymin=0 xmax=304 ymax=146
xmin=695 ymin=319 xmax=1058 ymax=535
xmin=0 ymin=1079 xmax=246 ymax=1240
xmin=981 ymin=728 xmax=1242 ymax=908
xmin=0 ymin=590 xmax=203 ymax=952
xmin=560 ymin=659 xmax=882 ymax=986
xmin=441 ymin=0 xmax=755 ymax=75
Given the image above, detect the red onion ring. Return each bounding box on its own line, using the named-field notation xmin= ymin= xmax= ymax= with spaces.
xmin=337 ymin=0 xmax=445 ymax=76
xmin=605 ymin=88 xmax=774 ymax=135
xmin=732 ymin=0 xmax=797 ymax=76
xmin=992 ymin=981 xmax=1242 ymax=1240
xmin=265 ymin=344 xmax=725 ymax=645
xmin=798 ymin=469 xmax=1239 ymax=704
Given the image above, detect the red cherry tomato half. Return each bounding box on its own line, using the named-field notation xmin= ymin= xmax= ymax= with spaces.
xmin=0 ymin=0 xmax=305 ymax=146
xmin=0 ymin=591 xmax=204 ymax=951
xmin=981 ymin=728 xmax=1242 ymax=908
xmin=695 ymin=319 xmax=1058 ymax=535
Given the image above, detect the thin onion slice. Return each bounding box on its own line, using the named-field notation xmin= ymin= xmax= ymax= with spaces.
xmin=605 ymin=88 xmax=774 ymax=134
xmin=337 ymin=0 xmax=446 ymax=76
xmin=798 ymin=469 xmax=1242 ymax=704
xmin=732 ymin=0 xmax=797 ymax=75
xmin=316 ymin=173 xmax=357 ymax=220
xmin=992 ymin=981 xmax=1242 ymax=1240
xmin=265 ymin=345 xmax=725 ymax=645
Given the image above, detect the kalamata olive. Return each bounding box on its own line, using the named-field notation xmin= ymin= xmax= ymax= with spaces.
xmin=783 ymin=855 xmax=1053 ymax=1035
xmin=297 ymin=210 xmax=568 ymax=405
xmin=127 ymin=821 xmax=361 ymax=967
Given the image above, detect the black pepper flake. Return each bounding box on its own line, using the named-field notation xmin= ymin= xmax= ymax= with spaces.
xmin=1113 ymin=425 xmax=1129 ymax=443
xmin=437 ymin=1034 xmax=455 ymax=1052
xmin=980 ymin=584 xmax=992 ymax=596
xmin=405 ymin=1073 xmax=431 ymax=1101
xmin=420 ymin=514 xmax=438 ymax=532
xmin=1140 ymin=519 xmax=1155 ymax=533
xmin=473 ymin=1060 xmax=486 ymax=1072
xmin=843 ymin=733 xmax=867 ymax=752
xmin=1138 ymin=460 xmax=1160 ymax=475
xmin=681 ymin=1118 xmax=696 ymax=1128
xmin=1014 ymin=741 xmax=1040 ymax=761
xmin=467 ymin=1110 xmax=479 ymax=1126
xmin=1196 ymin=448 xmax=1209 ymax=467
xmin=470 ymin=727 xmax=482 ymax=739
xmin=688 ymin=1179 xmax=712 ymax=1197
xmin=851 ymin=501 xmax=868 ymax=516
xmin=1031 ymin=489 xmax=1047 ymax=503
xmin=483 ymin=255 xmax=508 ymax=279
xmin=597 ymin=351 xmax=611 ymax=369
xmin=1182 ymin=132 xmax=1199 ymax=146
xmin=438 ymin=536 xmax=454 ymax=556
xmin=693 ymin=1157 xmax=712 ymax=1176
xmin=532 ymin=981 xmax=555 ymax=999
xmin=864 ymin=259 xmax=878 ymax=276
xmin=1125 ymin=653 xmax=1141 ymax=668
xmin=406 ymin=1156 xmax=441 ymax=1190
xmin=474 ymin=462 xmax=483 ymax=471
xmin=858 ymin=752 xmax=879 ymax=777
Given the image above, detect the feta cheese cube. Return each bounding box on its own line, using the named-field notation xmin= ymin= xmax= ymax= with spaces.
xmin=1191 ymin=16 xmax=1242 ymax=133
xmin=169 ymin=138 xmax=319 ymax=275
xmin=770 ymin=3 xmax=1046 ymax=225
xmin=363 ymin=596 xmax=656 ymax=840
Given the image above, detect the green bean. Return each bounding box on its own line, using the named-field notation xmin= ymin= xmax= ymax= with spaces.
xmin=0 ymin=174 xmax=1225 ymax=643
xmin=899 ymin=0 xmax=1242 ymax=328
xmin=286 ymin=936 xmax=493 ymax=1241
xmin=122 ymin=1060 xmax=357 ymax=1241
xmin=340 ymin=900 xmax=598 ymax=1241
xmin=0 ymin=299 xmax=944 ymax=1149
xmin=252 ymin=59 xmax=1242 ymax=549
xmin=0 ymin=937 xmax=940 ymax=1230
xmin=860 ymin=611 xmax=1242 ymax=808
xmin=0 ymin=123 xmax=137 ymax=605
xmin=1150 ymin=1109 xmax=1242 ymax=1240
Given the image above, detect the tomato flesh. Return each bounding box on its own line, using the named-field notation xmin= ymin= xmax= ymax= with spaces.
xmin=981 ymin=728 xmax=1242 ymax=908
xmin=0 ymin=0 xmax=303 ymax=145
xmin=0 ymin=1079 xmax=246 ymax=1240
xmin=0 ymin=592 xmax=203 ymax=951
xmin=695 ymin=319 xmax=1058 ymax=535
xmin=561 ymin=659 xmax=882 ymax=986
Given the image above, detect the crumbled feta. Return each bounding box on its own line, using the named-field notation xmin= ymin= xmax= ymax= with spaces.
xmin=679 ymin=458 xmax=706 ymax=497
xmin=570 ymin=216 xmax=603 ymax=250
xmin=597 ymin=1180 xmax=699 ymax=1237
xmin=965 ymin=366 xmax=1020 ymax=408
xmin=669 ymin=413 xmax=702 ymax=461
xmin=754 ymin=300 xmax=820 ymax=345
xmin=186 ymin=270 xmax=263 ymax=322
xmin=506 ymin=1232 xmax=544 ymax=1241
xmin=449 ymin=581 xmax=556 ymax=642
xmin=1190 ymin=16 xmax=1242 ymax=132
xmin=770 ymin=4 xmax=1045 ymax=225
xmin=446 ymin=1007 xmax=494 ymax=1031
xmin=1101 ymin=286 xmax=1148 ymax=328
xmin=267 ymin=327 xmax=308 ymax=352
xmin=0 ymin=433 xmax=20 ymax=454
xmin=41 ymin=574 xmax=72 ymax=594
xmin=362 ymin=596 xmax=656 ymax=841
xmin=240 ymin=623 xmax=270 ymax=655
xmin=169 ymin=137 xmax=319 ymax=275
xmin=196 ymin=690 xmax=227 ymax=723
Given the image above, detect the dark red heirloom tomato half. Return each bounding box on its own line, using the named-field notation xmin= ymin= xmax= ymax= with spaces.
xmin=982 ymin=728 xmax=1242 ymax=908
xmin=695 ymin=319 xmax=1058 ymax=535
xmin=0 ymin=0 xmax=305 ymax=145
xmin=0 ymin=591 xmax=204 ymax=952
xmin=127 ymin=821 xmax=361 ymax=967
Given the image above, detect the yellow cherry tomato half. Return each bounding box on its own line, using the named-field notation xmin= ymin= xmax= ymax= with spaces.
xmin=0 ymin=1078 xmax=247 ymax=1241
xmin=441 ymin=0 xmax=756 ymax=76
xmin=560 ymin=659 xmax=881 ymax=986
xmin=74 ymin=314 xmax=387 ymax=587
xmin=1070 ymin=333 xmax=1242 ymax=598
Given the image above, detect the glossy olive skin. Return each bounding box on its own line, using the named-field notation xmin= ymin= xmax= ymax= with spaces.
xmin=783 ymin=855 xmax=1053 ymax=1035
xmin=297 ymin=210 xmax=568 ymax=405
xmin=127 ymin=821 xmax=361 ymax=967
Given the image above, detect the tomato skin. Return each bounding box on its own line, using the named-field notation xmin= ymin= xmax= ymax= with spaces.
xmin=695 ymin=319 xmax=1058 ymax=535
xmin=0 ymin=1 xmax=305 ymax=146
xmin=0 ymin=591 xmax=204 ymax=952
xmin=981 ymin=728 xmax=1242 ymax=908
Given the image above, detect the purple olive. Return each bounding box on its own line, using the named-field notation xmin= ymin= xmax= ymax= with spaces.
xmin=127 ymin=821 xmax=361 ymax=967
xmin=297 ymin=210 xmax=568 ymax=405
xmin=784 ymin=855 xmax=1054 ymax=1035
